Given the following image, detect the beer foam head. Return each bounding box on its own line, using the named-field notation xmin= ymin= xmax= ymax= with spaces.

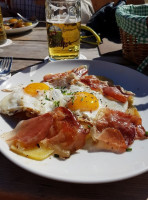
xmin=47 ymin=14 xmax=80 ymax=24
xmin=50 ymin=4 xmax=66 ymax=12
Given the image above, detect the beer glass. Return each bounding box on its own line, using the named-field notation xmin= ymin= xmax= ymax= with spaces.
xmin=0 ymin=7 xmax=7 ymax=45
xmin=45 ymin=0 xmax=81 ymax=61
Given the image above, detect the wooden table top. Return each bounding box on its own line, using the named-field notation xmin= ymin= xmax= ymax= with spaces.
xmin=0 ymin=22 xmax=148 ymax=200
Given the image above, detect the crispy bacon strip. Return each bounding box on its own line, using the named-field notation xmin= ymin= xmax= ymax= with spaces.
xmin=80 ymin=75 xmax=133 ymax=103
xmin=103 ymin=86 xmax=128 ymax=103
xmin=43 ymin=66 xmax=88 ymax=86
xmin=95 ymin=108 xmax=146 ymax=146
xmin=80 ymin=75 xmax=108 ymax=91
xmin=8 ymin=107 xmax=88 ymax=158
xmin=86 ymin=128 xmax=127 ymax=153
xmin=72 ymin=66 xmax=88 ymax=77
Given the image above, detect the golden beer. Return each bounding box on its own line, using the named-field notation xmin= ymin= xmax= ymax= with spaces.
xmin=0 ymin=7 xmax=7 ymax=45
xmin=46 ymin=21 xmax=81 ymax=60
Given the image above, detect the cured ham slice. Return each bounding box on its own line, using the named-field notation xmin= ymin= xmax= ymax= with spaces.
xmin=7 ymin=107 xmax=88 ymax=158
xmin=102 ymin=86 xmax=128 ymax=103
xmin=80 ymin=75 xmax=108 ymax=92
xmin=84 ymin=108 xmax=146 ymax=153
xmin=42 ymin=107 xmax=88 ymax=157
xmin=80 ymin=75 xmax=134 ymax=103
xmin=8 ymin=113 xmax=53 ymax=148
xmin=43 ymin=65 xmax=88 ymax=87
xmin=85 ymin=128 xmax=127 ymax=153
xmin=95 ymin=108 xmax=146 ymax=146
xmin=97 ymin=128 xmax=127 ymax=153
xmin=72 ymin=66 xmax=88 ymax=77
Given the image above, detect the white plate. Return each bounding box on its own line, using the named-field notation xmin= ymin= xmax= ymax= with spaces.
xmin=0 ymin=60 xmax=148 ymax=184
xmin=3 ymin=17 xmax=38 ymax=34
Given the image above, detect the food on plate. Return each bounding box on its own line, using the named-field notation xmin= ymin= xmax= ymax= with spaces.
xmin=0 ymin=65 xmax=147 ymax=160
xmin=4 ymin=107 xmax=88 ymax=159
xmin=3 ymin=18 xmax=33 ymax=30
xmin=3 ymin=25 xmax=11 ymax=30
xmin=23 ymin=22 xmax=33 ymax=27
xmin=8 ymin=18 xmax=18 ymax=24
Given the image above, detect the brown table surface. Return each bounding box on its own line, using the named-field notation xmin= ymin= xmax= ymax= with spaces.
xmin=0 ymin=22 xmax=148 ymax=200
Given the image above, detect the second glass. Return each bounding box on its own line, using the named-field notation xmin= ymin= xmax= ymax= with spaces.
xmin=45 ymin=0 xmax=81 ymax=61
xmin=0 ymin=7 xmax=7 ymax=45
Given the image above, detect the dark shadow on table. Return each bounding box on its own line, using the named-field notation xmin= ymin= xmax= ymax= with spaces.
xmin=7 ymin=29 xmax=33 ymax=39
xmin=94 ymin=50 xmax=136 ymax=67
xmin=95 ymin=50 xmax=148 ymax=76
xmin=80 ymin=43 xmax=98 ymax=49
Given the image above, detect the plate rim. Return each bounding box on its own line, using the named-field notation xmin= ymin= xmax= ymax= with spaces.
xmin=3 ymin=17 xmax=38 ymax=34
xmin=0 ymin=59 xmax=148 ymax=184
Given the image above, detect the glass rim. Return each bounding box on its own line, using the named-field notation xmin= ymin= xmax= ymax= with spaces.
xmin=49 ymin=0 xmax=80 ymax=3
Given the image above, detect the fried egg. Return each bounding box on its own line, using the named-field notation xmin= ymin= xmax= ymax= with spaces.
xmin=64 ymin=84 xmax=128 ymax=121
xmin=0 ymin=81 xmax=128 ymax=121
xmin=0 ymin=82 xmax=66 ymax=116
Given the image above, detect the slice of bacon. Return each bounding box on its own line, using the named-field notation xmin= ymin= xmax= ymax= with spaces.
xmin=8 ymin=107 xmax=88 ymax=158
xmin=42 ymin=107 xmax=89 ymax=157
xmin=72 ymin=66 xmax=88 ymax=77
xmin=43 ymin=66 xmax=88 ymax=86
xmin=95 ymin=108 xmax=146 ymax=146
xmin=103 ymin=86 xmax=128 ymax=103
xmin=80 ymin=75 xmax=133 ymax=103
xmin=98 ymin=128 xmax=127 ymax=153
xmin=8 ymin=113 xmax=53 ymax=148
xmin=80 ymin=75 xmax=108 ymax=92
xmin=88 ymin=128 xmax=127 ymax=153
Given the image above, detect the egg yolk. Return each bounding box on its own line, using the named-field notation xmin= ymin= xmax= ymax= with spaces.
xmin=67 ymin=92 xmax=99 ymax=111
xmin=24 ymin=83 xmax=49 ymax=96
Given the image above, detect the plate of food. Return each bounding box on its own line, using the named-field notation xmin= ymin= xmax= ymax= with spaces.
xmin=0 ymin=59 xmax=148 ymax=184
xmin=3 ymin=17 xmax=38 ymax=34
